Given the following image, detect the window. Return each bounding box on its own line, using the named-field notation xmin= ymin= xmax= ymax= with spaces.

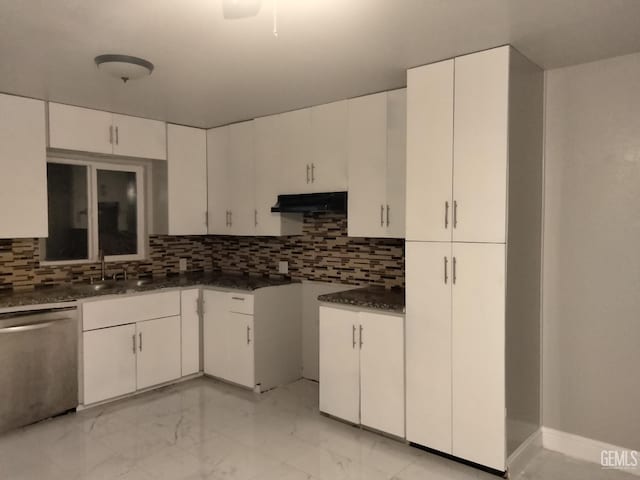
xmin=43 ymin=159 xmax=145 ymax=263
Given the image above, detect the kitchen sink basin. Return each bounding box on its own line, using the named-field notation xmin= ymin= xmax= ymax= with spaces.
xmin=72 ymin=278 xmax=154 ymax=294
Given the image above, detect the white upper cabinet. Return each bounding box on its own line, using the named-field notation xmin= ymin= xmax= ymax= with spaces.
xmin=48 ymin=103 xmax=114 ymax=154
xmin=280 ymin=108 xmax=313 ymax=194
xmin=347 ymin=90 xmax=406 ymax=238
xmin=453 ymin=48 xmax=509 ymax=243
xmin=167 ymin=124 xmax=207 ymax=235
xmin=385 ymin=89 xmax=407 ymax=238
xmin=347 ymin=92 xmax=387 ymax=238
xmin=254 ymin=116 xmax=303 ymax=236
xmin=310 ymin=100 xmax=348 ymax=192
xmin=228 ymin=121 xmax=256 ymax=236
xmin=207 ymin=125 xmax=231 ymax=234
xmin=406 ymin=47 xmax=509 ymax=243
xmin=48 ymin=103 xmax=167 ymax=160
xmin=0 ymin=94 xmax=48 ymax=238
xmin=112 ymin=114 xmax=167 ymax=160
xmin=279 ymin=102 xmax=349 ymax=195
xmin=406 ymin=60 xmax=454 ymax=242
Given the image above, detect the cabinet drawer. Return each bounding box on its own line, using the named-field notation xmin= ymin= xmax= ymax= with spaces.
xmin=83 ymin=291 xmax=181 ymax=331
xmin=228 ymin=293 xmax=254 ymax=314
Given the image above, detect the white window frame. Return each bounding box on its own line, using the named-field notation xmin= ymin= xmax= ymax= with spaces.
xmin=41 ymin=157 xmax=146 ymax=265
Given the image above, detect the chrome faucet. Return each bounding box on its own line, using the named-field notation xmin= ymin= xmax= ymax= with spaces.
xmin=99 ymin=249 xmax=106 ymax=281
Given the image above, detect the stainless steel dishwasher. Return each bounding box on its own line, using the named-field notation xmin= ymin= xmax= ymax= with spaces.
xmin=0 ymin=307 xmax=79 ymax=434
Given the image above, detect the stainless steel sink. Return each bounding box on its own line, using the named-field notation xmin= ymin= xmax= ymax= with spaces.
xmin=72 ymin=278 xmax=154 ymax=294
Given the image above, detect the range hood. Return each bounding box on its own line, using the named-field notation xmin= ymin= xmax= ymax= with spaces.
xmin=271 ymin=192 xmax=347 ymax=214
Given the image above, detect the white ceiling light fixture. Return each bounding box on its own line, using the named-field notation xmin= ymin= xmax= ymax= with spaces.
xmin=94 ymin=54 xmax=154 ymax=83
xmin=222 ymin=0 xmax=261 ymax=19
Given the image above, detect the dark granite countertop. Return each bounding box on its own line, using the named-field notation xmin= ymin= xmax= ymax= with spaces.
xmin=0 ymin=272 xmax=298 ymax=310
xmin=318 ymin=286 xmax=405 ymax=314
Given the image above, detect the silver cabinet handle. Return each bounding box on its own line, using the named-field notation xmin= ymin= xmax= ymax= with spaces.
xmin=109 ymin=125 xmax=114 ymax=145
xmin=231 ymin=296 xmax=245 ymax=301
xmin=352 ymin=325 xmax=356 ymax=349
xmin=115 ymin=126 xmax=119 ymax=145
xmin=359 ymin=325 xmax=363 ymax=348
xmin=453 ymin=256 xmax=457 ymax=284
xmin=445 ymin=201 xmax=449 ymax=229
xmin=230 ymin=211 xmax=232 ymax=227
xmin=453 ymin=200 xmax=458 ymax=228
xmin=306 ymin=164 xmax=310 ymax=183
xmin=139 ymin=332 xmax=142 ymax=352
xmin=380 ymin=205 xmax=384 ymax=227
xmin=205 ymin=211 xmax=208 ymax=228
xmin=246 ymin=326 xmax=251 ymax=345
xmin=386 ymin=205 xmax=390 ymax=227
xmin=444 ymin=256 xmax=448 ymax=284
xmin=132 ymin=334 xmax=136 ymax=354
xmin=254 ymin=209 xmax=258 ymax=227
xmin=311 ymin=163 xmax=315 ymax=182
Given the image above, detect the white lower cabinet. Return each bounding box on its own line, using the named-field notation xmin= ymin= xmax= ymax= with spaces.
xmin=319 ymin=307 xmax=360 ymax=424
xmin=203 ymin=290 xmax=255 ymax=389
xmin=224 ymin=312 xmax=255 ymax=388
xmin=203 ymin=285 xmax=302 ymax=392
xmin=83 ymin=323 xmax=137 ymax=405
xmin=406 ymin=241 xmax=506 ymax=470
xmin=136 ymin=316 xmax=182 ymax=390
xmin=180 ymin=289 xmax=201 ymax=377
xmin=82 ymin=291 xmax=185 ymax=405
xmin=319 ymin=305 xmax=405 ymax=437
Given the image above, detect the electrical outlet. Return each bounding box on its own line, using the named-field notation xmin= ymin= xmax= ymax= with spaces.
xmin=278 ymin=261 xmax=288 ymax=274
xmin=179 ymin=258 xmax=188 ymax=272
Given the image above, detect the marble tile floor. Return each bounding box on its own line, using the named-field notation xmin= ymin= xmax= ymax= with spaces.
xmin=0 ymin=378 xmax=636 ymax=480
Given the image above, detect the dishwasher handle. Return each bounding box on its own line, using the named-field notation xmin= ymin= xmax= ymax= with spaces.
xmin=0 ymin=319 xmax=62 ymax=334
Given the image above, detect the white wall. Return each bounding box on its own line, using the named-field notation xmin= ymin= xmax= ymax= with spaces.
xmin=543 ymin=51 xmax=640 ymax=450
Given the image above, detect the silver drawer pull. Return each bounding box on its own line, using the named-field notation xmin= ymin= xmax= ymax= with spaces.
xmin=444 ymin=256 xmax=448 ymax=284
xmin=132 ymin=334 xmax=136 ymax=354
xmin=352 ymin=325 xmax=356 ymax=349
xmin=231 ymin=296 xmax=245 ymax=301
xmin=139 ymin=332 xmax=142 ymax=352
xmin=247 ymin=326 xmax=251 ymax=344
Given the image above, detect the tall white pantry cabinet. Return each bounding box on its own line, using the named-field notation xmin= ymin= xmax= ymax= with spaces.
xmin=405 ymin=46 xmax=544 ymax=473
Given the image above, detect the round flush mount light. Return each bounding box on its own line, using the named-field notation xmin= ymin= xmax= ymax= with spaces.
xmin=94 ymin=54 xmax=154 ymax=83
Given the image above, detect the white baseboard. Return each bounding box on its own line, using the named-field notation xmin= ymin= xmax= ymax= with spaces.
xmin=542 ymin=427 xmax=640 ymax=477
xmin=507 ymin=428 xmax=542 ymax=478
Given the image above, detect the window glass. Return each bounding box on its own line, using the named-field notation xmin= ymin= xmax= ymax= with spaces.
xmin=45 ymin=163 xmax=89 ymax=261
xmin=97 ymin=169 xmax=138 ymax=256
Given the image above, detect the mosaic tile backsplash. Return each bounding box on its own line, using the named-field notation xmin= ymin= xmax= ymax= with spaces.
xmin=0 ymin=213 xmax=404 ymax=292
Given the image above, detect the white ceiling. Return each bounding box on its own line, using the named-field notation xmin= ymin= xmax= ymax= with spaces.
xmin=1 ymin=0 xmax=640 ymax=128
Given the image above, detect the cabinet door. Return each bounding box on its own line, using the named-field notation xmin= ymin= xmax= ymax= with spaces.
xmin=319 ymin=306 xmax=360 ymax=424
xmin=136 ymin=316 xmax=182 ymax=390
xmin=347 ymin=93 xmax=387 ymax=237
xmin=228 ymin=121 xmax=256 ymax=236
xmin=359 ymin=311 xmax=405 ymax=437
xmin=203 ymin=289 xmax=228 ymax=378
xmin=167 ymin=125 xmax=208 ymax=235
xmin=181 ymin=289 xmax=201 ymax=377
xmin=385 ymin=89 xmax=407 ymax=239
xmin=207 ymin=126 xmax=231 ymax=234
xmin=280 ymin=108 xmax=313 ymax=194
xmin=405 ymin=60 xmax=454 ymax=242
xmin=48 ymin=102 xmax=113 ymax=154
xmin=225 ymin=312 xmax=255 ymax=388
xmin=453 ymin=47 xmax=508 ymax=243
xmin=311 ymin=100 xmax=348 ymax=192
xmin=83 ymin=324 xmax=136 ymax=405
xmin=112 ymin=114 xmax=167 ymax=160
xmin=0 ymin=94 xmax=48 ymax=238
xmin=254 ymin=115 xmax=301 ymax=236
xmin=405 ymin=241 xmax=452 ymax=453
xmin=452 ymin=243 xmax=505 ymax=470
